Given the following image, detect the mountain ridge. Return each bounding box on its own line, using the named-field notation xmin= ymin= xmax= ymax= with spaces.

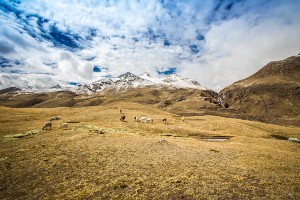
xmin=0 ymin=72 xmax=208 ymax=94
xmin=59 ymin=72 xmax=208 ymax=94
xmin=1 ymin=55 xmax=299 ymax=126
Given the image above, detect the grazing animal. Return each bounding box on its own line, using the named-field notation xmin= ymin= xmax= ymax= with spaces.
xmin=145 ymin=117 xmax=154 ymax=123
xmin=42 ymin=121 xmax=52 ymax=130
xmin=59 ymin=122 xmax=69 ymax=129
xmin=181 ymin=116 xmax=185 ymax=122
xmin=120 ymin=115 xmax=126 ymax=121
xmin=133 ymin=116 xmax=139 ymax=122
xmin=161 ymin=118 xmax=167 ymax=123
xmin=140 ymin=116 xmax=147 ymax=122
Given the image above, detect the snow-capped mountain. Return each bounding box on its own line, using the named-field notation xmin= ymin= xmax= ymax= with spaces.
xmin=0 ymin=72 xmax=207 ymax=94
xmin=76 ymin=72 xmax=207 ymax=94
xmin=77 ymin=72 xmax=155 ymax=94
xmin=161 ymin=74 xmax=204 ymax=89
xmin=139 ymin=72 xmax=163 ymax=84
xmin=0 ymin=72 xmax=71 ymax=92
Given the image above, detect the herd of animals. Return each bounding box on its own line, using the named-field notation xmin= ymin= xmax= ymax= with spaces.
xmin=41 ymin=108 xmax=185 ymax=130
xmin=41 ymin=116 xmax=69 ymax=130
xmin=119 ymin=108 xmax=184 ymax=124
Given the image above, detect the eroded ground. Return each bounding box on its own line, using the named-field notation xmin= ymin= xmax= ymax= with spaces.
xmin=0 ymin=103 xmax=299 ymax=199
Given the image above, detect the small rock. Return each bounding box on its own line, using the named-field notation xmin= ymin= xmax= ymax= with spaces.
xmin=113 ymin=182 xmax=128 ymax=189
xmin=89 ymin=129 xmax=105 ymax=134
xmin=160 ymin=133 xmax=173 ymax=137
xmin=210 ymin=149 xmax=220 ymax=153
xmin=176 ymin=97 xmax=186 ymax=102
xmin=157 ymin=139 xmax=167 ymax=144
xmin=50 ymin=116 xmax=61 ymax=121
xmin=95 ymin=129 xmax=105 ymax=134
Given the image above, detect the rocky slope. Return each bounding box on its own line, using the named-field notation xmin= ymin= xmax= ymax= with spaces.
xmin=0 ymin=86 xmax=219 ymax=116
xmin=219 ymin=55 xmax=300 ymax=125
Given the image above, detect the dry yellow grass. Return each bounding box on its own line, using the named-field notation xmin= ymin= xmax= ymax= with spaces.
xmin=0 ymin=103 xmax=299 ymax=199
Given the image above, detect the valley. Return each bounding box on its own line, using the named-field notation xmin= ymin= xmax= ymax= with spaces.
xmin=1 ymin=56 xmax=299 ymax=127
xmin=0 ymin=56 xmax=299 ymax=199
xmin=0 ymin=102 xmax=299 ymax=199
xmin=1 ymin=1 xmax=300 ymax=199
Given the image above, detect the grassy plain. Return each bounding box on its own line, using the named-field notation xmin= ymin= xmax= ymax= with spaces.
xmin=0 ymin=102 xmax=299 ymax=199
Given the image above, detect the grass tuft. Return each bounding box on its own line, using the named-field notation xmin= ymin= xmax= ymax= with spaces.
xmin=4 ymin=129 xmax=40 ymax=138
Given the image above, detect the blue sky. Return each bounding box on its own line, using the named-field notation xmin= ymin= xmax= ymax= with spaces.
xmin=0 ymin=0 xmax=300 ymax=90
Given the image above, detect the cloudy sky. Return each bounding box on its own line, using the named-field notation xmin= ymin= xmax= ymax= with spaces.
xmin=0 ymin=0 xmax=300 ymax=91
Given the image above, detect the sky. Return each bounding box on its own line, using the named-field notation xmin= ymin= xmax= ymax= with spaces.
xmin=0 ymin=0 xmax=300 ymax=91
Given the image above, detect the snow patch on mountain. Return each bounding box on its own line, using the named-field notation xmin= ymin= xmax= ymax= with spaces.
xmin=161 ymin=74 xmax=206 ymax=90
xmin=0 ymin=73 xmax=74 ymax=92
xmin=139 ymin=72 xmax=163 ymax=84
xmin=76 ymin=72 xmax=207 ymax=94
xmin=0 ymin=72 xmax=208 ymax=94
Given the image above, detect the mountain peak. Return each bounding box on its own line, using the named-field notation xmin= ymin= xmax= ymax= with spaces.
xmin=1 ymin=71 xmax=208 ymax=94
xmin=78 ymin=72 xmax=207 ymax=93
xmin=118 ymin=72 xmax=137 ymax=79
xmin=161 ymin=74 xmax=206 ymax=89
xmin=162 ymin=74 xmax=186 ymax=82
xmin=139 ymin=72 xmax=151 ymax=77
xmin=50 ymin=84 xmax=62 ymax=89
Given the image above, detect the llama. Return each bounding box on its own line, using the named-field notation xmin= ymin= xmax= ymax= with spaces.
xmin=133 ymin=116 xmax=139 ymax=122
xmin=181 ymin=116 xmax=185 ymax=122
xmin=59 ymin=122 xmax=69 ymax=129
xmin=145 ymin=117 xmax=154 ymax=123
xmin=140 ymin=116 xmax=147 ymax=122
xmin=120 ymin=115 xmax=126 ymax=121
xmin=42 ymin=121 xmax=52 ymax=130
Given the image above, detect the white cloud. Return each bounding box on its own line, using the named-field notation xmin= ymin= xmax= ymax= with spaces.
xmin=1 ymin=0 xmax=300 ymax=91
xmin=187 ymin=1 xmax=300 ymax=90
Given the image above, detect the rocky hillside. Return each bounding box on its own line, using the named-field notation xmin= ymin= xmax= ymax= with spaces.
xmin=0 ymin=86 xmax=220 ymax=117
xmin=219 ymin=56 xmax=300 ymax=125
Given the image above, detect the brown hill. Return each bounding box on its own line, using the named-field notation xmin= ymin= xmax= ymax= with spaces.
xmin=1 ymin=56 xmax=299 ymax=126
xmin=219 ymin=56 xmax=300 ymax=126
xmin=0 ymin=87 xmax=220 ymax=116
xmin=0 ymin=87 xmax=21 ymax=94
